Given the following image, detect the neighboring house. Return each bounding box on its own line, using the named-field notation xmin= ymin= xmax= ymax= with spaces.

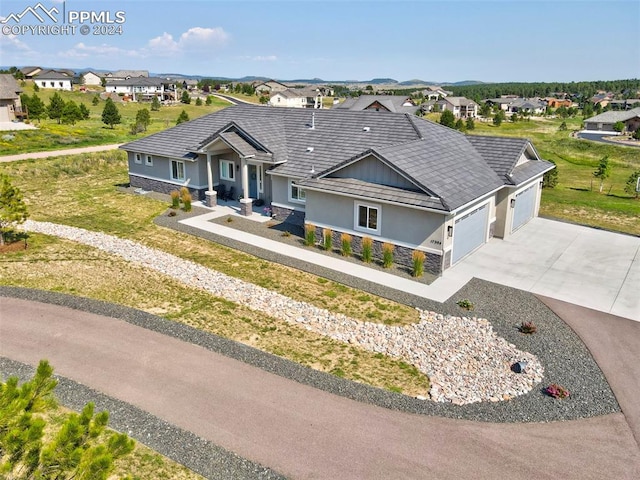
xmin=121 ymin=105 xmax=554 ymax=275
xmin=182 ymin=79 xmax=199 ymax=91
xmin=590 ymin=92 xmax=614 ymax=107
xmin=104 ymin=70 xmax=149 ymax=81
xmin=20 ymin=66 xmax=43 ymax=79
xmin=34 ymin=70 xmax=73 ymax=90
xmin=436 ymin=97 xmax=478 ymax=118
xmin=332 ymin=95 xmax=419 ymax=114
xmin=506 ymin=98 xmax=546 ymax=115
xmin=608 ymin=99 xmax=640 ymax=110
xmin=419 ymin=86 xmax=452 ymax=100
xmin=270 ymin=88 xmax=323 ymax=109
xmin=484 ymin=98 xmax=514 ymax=112
xmin=583 ymin=108 xmax=640 ymax=133
xmin=254 ymin=80 xmax=289 ymax=95
xmin=105 ymin=77 xmax=177 ymax=102
xmin=545 ymin=98 xmax=573 ymax=109
xmin=0 ymin=74 xmax=23 ymax=122
xmin=80 ymin=71 xmax=104 ymax=86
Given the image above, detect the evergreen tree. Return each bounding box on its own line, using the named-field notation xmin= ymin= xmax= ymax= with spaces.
xmin=455 ymin=118 xmax=465 ymax=131
xmin=0 ymin=173 xmax=28 ymax=245
xmin=47 ymin=92 xmax=65 ymax=123
xmin=613 ymin=121 xmax=625 ymax=133
xmin=195 ymin=97 xmax=203 ymax=106
xmin=92 ymin=95 xmax=100 ymax=106
xmin=439 ymin=109 xmax=455 ymax=128
xmin=181 ymin=90 xmax=191 ymax=104
xmin=33 ymin=82 xmax=40 ymax=92
xmin=151 ymin=95 xmax=161 ymax=111
xmin=101 ymin=98 xmax=121 ymax=129
xmin=135 ymin=108 xmax=151 ymax=132
xmin=493 ymin=110 xmax=505 ymax=126
xmin=176 ymin=109 xmax=190 ymax=125
xmin=465 ymin=117 xmax=475 ymax=130
xmin=205 ymin=95 xmax=212 ymax=106
xmin=61 ymin=100 xmax=82 ymax=125
xmin=543 ymin=159 xmax=559 ymax=189
xmin=0 ymin=360 xmax=135 ymax=479
xmin=29 ymin=93 xmax=46 ymax=121
xmin=634 ymin=128 xmax=640 ymax=140
xmin=79 ymin=103 xmax=90 ymax=120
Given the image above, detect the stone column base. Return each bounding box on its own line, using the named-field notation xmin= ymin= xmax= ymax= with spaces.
xmin=205 ymin=190 xmax=217 ymax=208
xmin=239 ymin=198 xmax=253 ymax=216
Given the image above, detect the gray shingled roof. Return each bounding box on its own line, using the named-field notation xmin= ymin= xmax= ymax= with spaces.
xmin=332 ymin=95 xmax=418 ymax=113
xmin=298 ymin=177 xmax=446 ymax=211
xmin=105 ymin=77 xmax=166 ymax=87
xmin=34 ymin=70 xmax=71 ymax=80
xmin=584 ymin=107 xmax=640 ymax=124
xmin=121 ymin=104 xmax=550 ymax=211
xmin=0 ymin=74 xmax=21 ymax=100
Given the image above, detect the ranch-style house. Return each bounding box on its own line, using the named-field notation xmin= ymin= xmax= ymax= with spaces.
xmin=121 ymin=104 xmax=554 ymax=274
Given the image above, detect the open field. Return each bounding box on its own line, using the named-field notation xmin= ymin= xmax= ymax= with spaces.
xmin=0 ymin=152 xmax=429 ymax=397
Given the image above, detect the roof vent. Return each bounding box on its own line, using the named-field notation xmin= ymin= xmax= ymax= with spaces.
xmin=363 ymin=126 xmax=370 ymax=132
xmin=306 ymin=146 xmax=314 ymax=153
xmin=310 ymin=112 xmax=315 ymax=129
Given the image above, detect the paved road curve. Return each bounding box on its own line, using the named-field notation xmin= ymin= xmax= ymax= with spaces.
xmin=2 ymin=297 xmax=639 ymax=480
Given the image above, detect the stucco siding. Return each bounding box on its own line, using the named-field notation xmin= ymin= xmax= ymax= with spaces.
xmin=270 ymin=175 xmax=306 ymax=211
xmin=305 ymin=190 xmax=445 ymax=249
xmin=126 ymin=151 xmax=205 ymax=189
xmin=331 ymin=155 xmax=417 ymax=190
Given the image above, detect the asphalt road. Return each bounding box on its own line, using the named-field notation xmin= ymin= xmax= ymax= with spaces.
xmin=2 ymin=296 xmax=639 ymax=480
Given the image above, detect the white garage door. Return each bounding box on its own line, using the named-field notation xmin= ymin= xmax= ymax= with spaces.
xmin=512 ymin=184 xmax=537 ymax=233
xmin=452 ymin=204 xmax=488 ymax=264
xmin=0 ymin=106 xmax=9 ymax=122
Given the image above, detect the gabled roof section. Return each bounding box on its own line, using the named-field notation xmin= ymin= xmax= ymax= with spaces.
xmin=35 ymin=70 xmax=72 ymax=80
xmin=0 ymin=74 xmax=21 ymax=99
xmin=332 ymin=95 xmax=417 ymax=113
xmin=298 ymin=177 xmax=447 ymax=211
xmin=584 ymin=107 xmax=640 ymax=123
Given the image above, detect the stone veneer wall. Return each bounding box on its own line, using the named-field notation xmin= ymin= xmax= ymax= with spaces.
xmin=314 ymin=226 xmax=443 ymax=276
xmin=489 ymin=220 xmax=496 ymax=239
xmin=271 ymin=205 xmax=305 ymax=226
xmin=129 ymin=175 xmax=206 ymax=200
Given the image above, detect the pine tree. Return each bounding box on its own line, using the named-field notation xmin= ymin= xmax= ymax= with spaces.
xmin=101 ymin=98 xmax=121 ymax=129
xmin=29 ymin=93 xmax=46 ymax=121
xmin=151 ymin=95 xmax=161 ymax=111
xmin=465 ymin=117 xmax=475 ymax=130
xmin=593 ymin=156 xmax=611 ymax=193
xmin=0 ymin=173 xmax=28 ymax=245
xmin=181 ymin=90 xmax=191 ymax=104
xmin=135 ymin=108 xmax=151 ymax=131
xmin=79 ymin=103 xmax=90 ymax=120
xmin=176 ymin=109 xmax=190 ymax=125
xmin=439 ymin=109 xmax=455 ymax=128
xmin=61 ymin=100 xmax=82 ymax=125
xmin=47 ymin=92 xmax=65 ymax=123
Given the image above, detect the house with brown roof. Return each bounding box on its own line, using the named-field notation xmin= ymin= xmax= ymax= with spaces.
xmin=254 ymin=80 xmax=289 ymax=95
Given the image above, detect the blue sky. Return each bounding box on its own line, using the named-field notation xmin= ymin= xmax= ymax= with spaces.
xmin=1 ymin=0 xmax=639 ymax=83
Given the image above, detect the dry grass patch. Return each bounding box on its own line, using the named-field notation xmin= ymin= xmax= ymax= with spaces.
xmin=0 ymin=234 xmax=429 ymax=396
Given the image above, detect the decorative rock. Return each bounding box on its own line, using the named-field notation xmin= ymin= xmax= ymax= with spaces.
xmin=24 ymin=220 xmax=545 ymax=405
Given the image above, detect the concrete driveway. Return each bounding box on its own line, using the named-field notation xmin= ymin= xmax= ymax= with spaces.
xmin=439 ymin=218 xmax=640 ymax=321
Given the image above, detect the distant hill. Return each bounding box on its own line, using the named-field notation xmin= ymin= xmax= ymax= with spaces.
xmin=441 ymin=80 xmax=484 ymax=86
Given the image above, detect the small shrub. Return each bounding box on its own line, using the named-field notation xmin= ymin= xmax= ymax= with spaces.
xmin=412 ymin=250 xmax=425 ymax=277
xmin=304 ymin=224 xmax=316 ymax=246
xmin=323 ymin=228 xmax=333 ymax=251
xmin=519 ymin=321 xmax=537 ymax=334
xmin=179 ymin=186 xmax=190 ymax=200
xmin=456 ymin=299 xmax=474 ymax=310
xmin=340 ymin=233 xmax=352 ymax=257
xmin=361 ymin=236 xmax=373 ymax=263
xmin=170 ymin=190 xmax=180 ymax=209
xmin=182 ymin=191 xmax=192 ymax=212
xmin=382 ymin=243 xmax=394 ymax=268
xmin=281 ymin=230 xmax=291 ymax=237
xmin=226 ymin=217 xmax=233 ymax=223
xmin=167 ymin=210 xmax=177 ymax=217
xmin=545 ymin=384 xmax=570 ymax=399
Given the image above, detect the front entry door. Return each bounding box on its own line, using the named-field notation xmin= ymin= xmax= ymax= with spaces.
xmin=249 ymin=165 xmax=257 ymax=198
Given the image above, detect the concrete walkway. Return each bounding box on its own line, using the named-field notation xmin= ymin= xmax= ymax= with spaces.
xmin=181 ymin=209 xmax=640 ymax=321
xmin=0 ymin=143 xmax=123 ymax=162
xmin=2 ymin=296 xmax=639 ymax=480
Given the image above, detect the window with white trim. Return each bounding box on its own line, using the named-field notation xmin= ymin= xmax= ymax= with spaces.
xmin=220 ymin=160 xmax=235 ymax=181
xmin=171 ymin=160 xmax=185 ymax=181
xmin=289 ymin=180 xmax=306 ymax=203
xmin=145 ymin=155 xmax=153 ymax=166
xmin=354 ymin=202 xmax=380 ymax=235
xmin=134 ymin=153 xmax=142 ymax=164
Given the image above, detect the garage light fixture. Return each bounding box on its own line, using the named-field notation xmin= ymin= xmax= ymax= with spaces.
xmin=510 ymin=199 xmax=516 ymax=208
xmin=447 ymin=225 xmax=453 ymax=237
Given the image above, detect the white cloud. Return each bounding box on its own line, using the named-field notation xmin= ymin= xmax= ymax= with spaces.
xmin=146 ymin=27 xmax=229 ymax=56
xmin=59 ymin=42 xmax=142 ymax=59
xmin=0 ymin=26 xmax=35 ymax=54
xmin=253 ymin=55 xmax=278 ymax=61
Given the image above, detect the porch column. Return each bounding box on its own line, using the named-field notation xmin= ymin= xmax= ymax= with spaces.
xmin=205 ymin=153 xmax=216 ymax=208
xmin=239 ymin=157 xmax=252 ymax=216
